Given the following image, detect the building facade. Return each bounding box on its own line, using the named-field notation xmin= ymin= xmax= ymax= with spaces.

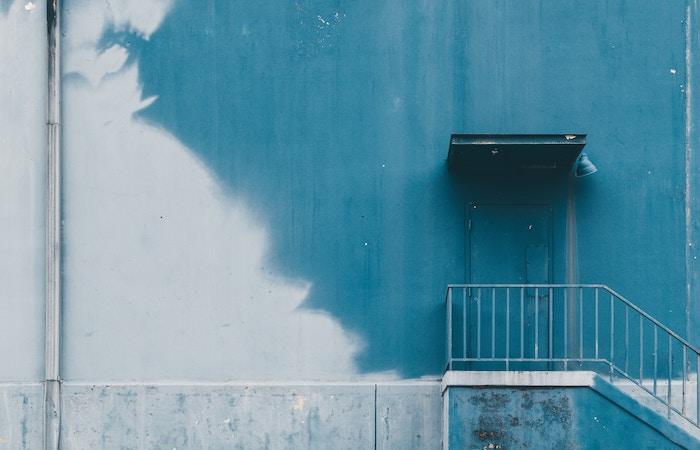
xmin=2 ymin=0 xmax=700 ymax=447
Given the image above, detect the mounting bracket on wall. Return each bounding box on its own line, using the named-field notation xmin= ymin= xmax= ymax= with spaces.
xmin=447 ymin=134 xmax=587 ymax=175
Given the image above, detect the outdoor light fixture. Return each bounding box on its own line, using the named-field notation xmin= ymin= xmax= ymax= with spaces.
xmin=574 ymin=152 xmax=597 ymax=178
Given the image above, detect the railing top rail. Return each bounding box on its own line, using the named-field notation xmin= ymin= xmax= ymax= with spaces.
xmin=446 ymin=283 xmax=700 ymax=356
xmin=602 ymin=285 xmax=700 ymax=356
xmin=447 ymin=283 xmax=606 ymax=288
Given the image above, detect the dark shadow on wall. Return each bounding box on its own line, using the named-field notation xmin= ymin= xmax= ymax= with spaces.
xmin=115 ymin=1 xmax=469 ymax=377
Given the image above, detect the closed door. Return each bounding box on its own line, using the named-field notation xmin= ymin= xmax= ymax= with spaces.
xmin=467 ymin=204 xmax=551 ymax=361
xmin=469 ymin=204 xmax=551 ymax=284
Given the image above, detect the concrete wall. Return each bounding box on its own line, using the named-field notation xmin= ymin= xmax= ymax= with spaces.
xmin=0 ymin=384 xmax=43 ymax=449
xmin=446 ymin=386 xmax=682 ymax=449
xmin=0 ymin=382 xmax=443 ymax=449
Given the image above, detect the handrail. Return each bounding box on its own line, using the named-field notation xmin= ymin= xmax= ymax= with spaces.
xmin=445 ymin=284 xmax=700 ymax=429
xmin=445 ymin=284 xmax=700 ymax=355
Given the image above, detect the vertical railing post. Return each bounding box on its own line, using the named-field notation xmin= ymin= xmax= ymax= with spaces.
xmin=668 ymin=335 xmax=673 ymax=418
xmin=610 ymin=293 xmax=615 ymax=382
xmin=625 ymin=306 xmax=629 ymax=375
xmin=477 ymin=289 xmax=481 ymax=359
xmin=683 ymin=345 xmax=687 ymax=416
xmin=548 ymin=288 xmax=553 ymax=361
xmin=595 ymin=288 xmax=599 ymax=360
xmin=462 ymin=288 xmax=467 ymax=361
xmin=446 ymin=288 xmax=452 ymax=371
xmin=563 ymin=289 xmax=568 ymax=370
xmin=491 ymin=288 xmax=496 ymax=359
xmin=535 ymin=288 xmax=539 ymax=360
xmin=654 ymin=326 xmax=658 ymax=396
xmin=520 ymin=288 xmax=524 ymax=360
xmin=506 ymin=289 xmax=510 ymax=371
xmin=640 ymin=317 xmax=644 ymax=385
xmin=579 ymin=288 xmax=583 ymax=362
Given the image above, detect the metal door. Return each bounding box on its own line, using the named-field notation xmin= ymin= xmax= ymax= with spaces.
xmin=467 ymin=204 xmax=552 ymax=363
xmin=468 ymin=204 xmax=551 ymax=284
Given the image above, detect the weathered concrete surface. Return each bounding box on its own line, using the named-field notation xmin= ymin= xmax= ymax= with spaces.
xmin=0 ymin=384 xmax=43 ymax=449
xmin=446 ymin=387 xmax=684 ymax=449
xmin=443 ymin=370 xmax=700 ymax=446
xmin=3 ymin=380 xmax=694 ymax=450
xmin=376 ymin=383 xmax=442 ymax=450
xmin=60 ymin=382 xmax=442 ymax=449
xmin=447 ymin=388 xmax=577 ymax=449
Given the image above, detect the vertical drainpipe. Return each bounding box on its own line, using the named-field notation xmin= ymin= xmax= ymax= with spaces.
xmin=44 ymin=1 xmax=61 ymax=449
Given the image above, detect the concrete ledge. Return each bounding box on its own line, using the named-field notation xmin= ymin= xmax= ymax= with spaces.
xmin=442 ymin=370 xmax=595 ymax=393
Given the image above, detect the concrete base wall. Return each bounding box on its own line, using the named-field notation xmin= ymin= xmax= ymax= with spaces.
xmin=445 ymin=386 xmax=682 ymax=449
xmin=0 ymin=382 xmax=443 ymax=450
xmin=0 ymin=384 xmax=43 ymax=449
xmin=3 ymin=375 xmax=697 ymax=449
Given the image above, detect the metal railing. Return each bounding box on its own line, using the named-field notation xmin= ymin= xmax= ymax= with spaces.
xmin=445 ymin=284 xmax=700 ymax=428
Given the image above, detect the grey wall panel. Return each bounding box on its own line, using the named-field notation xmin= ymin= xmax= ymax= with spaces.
xmin=59 ymin=382 xmax=443 ymax=449
xmin=60 ymin=384 xmax=376 ymax=449
xmin=0 ymin=384 xmax=44 ymax=449
xmin=0 ymin=0 xmax=46 ymax=381
xmin=376 ymin=383 xmax=443 ymax=450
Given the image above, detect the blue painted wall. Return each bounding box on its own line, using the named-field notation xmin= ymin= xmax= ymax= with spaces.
xmin=75 ymin=0 xmax=467 ymax=378
xmin=113 ymin=0 xmax=693 ymax=377
xmin=0 ymin=0 xmax=690 ymax=380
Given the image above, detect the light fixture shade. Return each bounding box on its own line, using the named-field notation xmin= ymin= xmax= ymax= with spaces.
xmin=574 ymin=152 xmax=597 ymax=177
